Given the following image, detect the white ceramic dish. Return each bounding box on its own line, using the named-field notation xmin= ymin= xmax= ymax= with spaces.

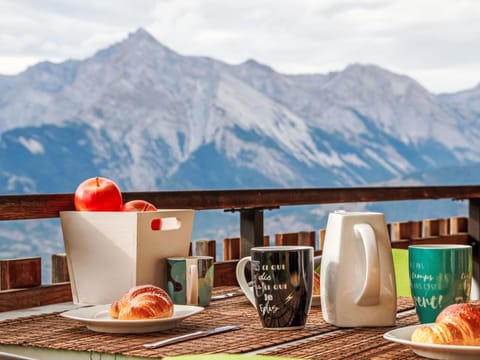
xmin=384 ymin=324 xmax=480 ymax=360
xmin=61 ymin=304 xmax=203 ymax=333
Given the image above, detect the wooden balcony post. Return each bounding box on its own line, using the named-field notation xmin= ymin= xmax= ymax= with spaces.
xmin=195 ymin=240 xmax=217 ymax=261
xmin=240 ymin=208 xmax=264 ymax=258
xmin=298 ymin=231 xmax=316 ymax=248
xmin=275 ymin=232 xmax=298 ymax=246
xmin=263 ymin=235 xmax=270 ymax=246
xmin=439 ymin=218 xmax=450 ymax=235
xmin=0 ymin=257 xmax=41 ymax=290
xmin=423 ymin=219 xmax=440 ymax=237
xmin=223 ymin=235 xmax=269 ymax=260
xmin=469 ymin=199 xmax=480 ymax=299
xmin=51 ymin=253 xmax=69 ymax=283
xmin=223 ymin=237 xmax=241 ymax=260
xmin=450 ymin=216 xmax=468 ymax=234
xmin=410 ymin=221 xmax=422 ymax=238
xmin=392 ymin=221 xmax=410 ymax=240
xmin=318 ymin=229 xmax=326 ymax=250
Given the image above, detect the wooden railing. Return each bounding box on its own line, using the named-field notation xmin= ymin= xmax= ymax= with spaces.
xmin=1 ymin=185 xmax=480 ymax=311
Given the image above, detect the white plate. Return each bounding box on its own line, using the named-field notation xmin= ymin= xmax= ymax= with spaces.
xmin=61 ymin=304 xmax=203 ymax=333
xmin=384 ymin=324 xmax=480 ymax=360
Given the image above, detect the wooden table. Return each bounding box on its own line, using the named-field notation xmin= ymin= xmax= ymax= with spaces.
xmin=0 ymin=287 xmax=427 ymax=359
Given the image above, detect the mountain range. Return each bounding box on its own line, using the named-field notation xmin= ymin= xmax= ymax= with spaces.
xmin=0 ymin=28 xmax=479 ymax=280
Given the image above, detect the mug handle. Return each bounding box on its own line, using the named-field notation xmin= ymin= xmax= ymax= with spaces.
xmin=354 ymin=223 xmax=380 ymax=306
xmin=235 ymin=256 xmax=256 ymax=307
xmin=187 ymin=264 xmax=199 ymax=305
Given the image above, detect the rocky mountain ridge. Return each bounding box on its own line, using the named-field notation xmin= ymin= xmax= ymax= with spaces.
xmin=1 ymin=28 xmax=479 ymax=195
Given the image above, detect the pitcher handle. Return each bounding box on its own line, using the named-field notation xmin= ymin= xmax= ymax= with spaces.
xmin=354 ymin=223 xmax=380 ymax=306
xmin=235 ymin=256 xmax=256 ymax=307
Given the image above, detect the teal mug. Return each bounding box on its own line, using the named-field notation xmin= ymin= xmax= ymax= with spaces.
xmin=167 ymin=256 xmax=214 ymax=307
xmin=408 ymin=244 xmax=472 ymax=323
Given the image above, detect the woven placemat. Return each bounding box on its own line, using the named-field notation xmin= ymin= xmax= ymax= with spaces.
xmin=262 ymin=311 xmax=422 ymax=359
xmin=0 ymin=289 xmax=415 ymax=359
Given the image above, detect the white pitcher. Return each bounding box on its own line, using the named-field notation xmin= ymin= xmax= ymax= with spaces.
xmin=320 ymin=211 xmax=396 ymax=327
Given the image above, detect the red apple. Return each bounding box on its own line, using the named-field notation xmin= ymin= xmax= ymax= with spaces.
xmin=74 ymin=177 xmax=123 ymax=211
xmin=122 ymin=200 xmax=157 ymax=212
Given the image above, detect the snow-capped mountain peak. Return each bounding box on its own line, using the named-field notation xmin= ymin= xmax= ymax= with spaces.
xmin=0 ymin=28 xmax=479 ymax=194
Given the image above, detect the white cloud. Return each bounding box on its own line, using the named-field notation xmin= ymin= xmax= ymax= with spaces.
xmin=0 ymin=0 xmax=479 ymax=93
xmin=17 ymin=137 xmax=45 ymax=154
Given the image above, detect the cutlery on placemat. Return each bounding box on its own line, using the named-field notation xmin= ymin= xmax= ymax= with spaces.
xmin=143 ymin=324 xmax=243 ymax=349
xmin=211 ymin=289 xmax=244 ymax=301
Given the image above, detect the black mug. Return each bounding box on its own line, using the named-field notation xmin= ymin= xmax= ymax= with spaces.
xmin=236 ymin=246 xmax=314 ymax=329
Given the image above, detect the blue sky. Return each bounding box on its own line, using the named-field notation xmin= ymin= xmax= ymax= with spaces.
xmin=1 ymin=0 xmax=479 ymax=93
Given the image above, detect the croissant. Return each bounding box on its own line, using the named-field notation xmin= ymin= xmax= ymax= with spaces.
xmin=411 ymin=303 xmax=480 ymax=345
xmin=109 ymin=285 xmax=174 ymax=320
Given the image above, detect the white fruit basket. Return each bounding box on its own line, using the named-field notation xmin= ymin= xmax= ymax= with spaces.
xmin=60 ymin=209 xmax=194 ymax=305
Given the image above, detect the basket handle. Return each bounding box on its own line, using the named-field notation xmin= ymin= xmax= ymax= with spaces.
xmin=150 ymin=217 xmax=181 ymax=231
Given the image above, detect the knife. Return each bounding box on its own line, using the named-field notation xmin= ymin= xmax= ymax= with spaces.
xmin=143 ymin=324 xmax=243 ymax=349
xmin=211 ymin=289 xmax=244 ymax=301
